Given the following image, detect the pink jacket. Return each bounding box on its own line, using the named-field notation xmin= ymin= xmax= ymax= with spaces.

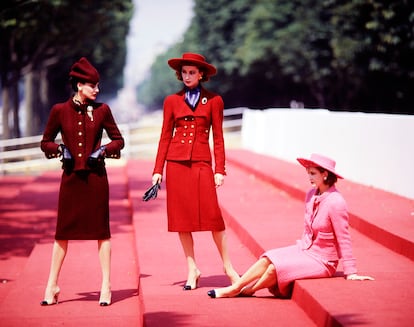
xmin=299 ymin=186 xmax=357 ymax=275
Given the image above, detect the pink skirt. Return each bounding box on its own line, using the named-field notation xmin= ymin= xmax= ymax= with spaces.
xmin=165 ymin=160 xmax=225 ymax=232
xmin=261 ymin=244 xmax=337 ymax=298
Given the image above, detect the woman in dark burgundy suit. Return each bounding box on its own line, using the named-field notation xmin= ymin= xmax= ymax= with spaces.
xmin=40 ymin=57 xmax=124 ymax=306
xmin=152 ymin=53 xmax=239 ymax=290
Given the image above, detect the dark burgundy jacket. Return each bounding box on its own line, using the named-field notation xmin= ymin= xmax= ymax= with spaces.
xmin=41 ymin=98 xmax=124 ymax=171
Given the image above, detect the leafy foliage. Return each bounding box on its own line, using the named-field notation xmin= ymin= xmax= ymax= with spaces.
xmin=0 ymin=0 xmax=133 ymax=136
xmin=138 ymin=0 xmax=414 ymax=114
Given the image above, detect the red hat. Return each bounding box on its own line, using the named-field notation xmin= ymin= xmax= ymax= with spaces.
xmin=69 ymin=57 xmax=100 ymax=84
xmin=297 ymin=153 xmax=343 ymax=179
xmin=168 ymin=53 xmax=217 ymax=77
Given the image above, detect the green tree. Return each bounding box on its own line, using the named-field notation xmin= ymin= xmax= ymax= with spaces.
xmin=330 ymin=0 xmax=414 ymax=112
xmin=138 ymin=0 xmax=414 ymax=113
xmin=0 ymin=0 xmax=133 ymax=137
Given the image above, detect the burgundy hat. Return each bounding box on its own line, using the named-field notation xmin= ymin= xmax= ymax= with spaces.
xmin=168 ymin=53 xmax=217 ymax=77
xmin=297 ymin=153 xmax=343 ymax=179
xmin=69 ymin=57 xmax=100 ymax=84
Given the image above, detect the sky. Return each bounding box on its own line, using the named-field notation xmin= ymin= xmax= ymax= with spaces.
xmin=124 ymin=0 xmax=194 ymax=86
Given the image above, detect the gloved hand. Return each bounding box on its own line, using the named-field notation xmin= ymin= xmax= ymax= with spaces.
xmin=59 ymin=144 xmax=74 ymax=173
xmin=87 ymin=145 xmax=106 ymax=168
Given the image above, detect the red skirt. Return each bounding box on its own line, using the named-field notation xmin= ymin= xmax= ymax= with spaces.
xmin=165 ymin=161 xmax=225 ymax=232
xmin=56 ymin=169 xmax=110 ymax=240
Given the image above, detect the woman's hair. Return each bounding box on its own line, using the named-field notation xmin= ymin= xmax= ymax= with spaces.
xmin=174 ymin=64 xmax=210 ymax=82
xmin=316 ymin=167 xmax=338 ymax=186
xmin=70 ymin=77 xmax=80 ymax=91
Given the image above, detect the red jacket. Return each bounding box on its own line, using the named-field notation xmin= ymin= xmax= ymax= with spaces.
xmin=41 ymin=98 xmax=124 ymax=171
xmin=153 ymin=87 xmax=226 ymax=175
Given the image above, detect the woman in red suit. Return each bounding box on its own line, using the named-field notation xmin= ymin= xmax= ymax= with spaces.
xmin=207 ymin=154 xmax=374 ymax=298
xmin=40 ymin=57 xmax=124 ymax=306
xmin=152 ymin=53 xmax=239 ymax=290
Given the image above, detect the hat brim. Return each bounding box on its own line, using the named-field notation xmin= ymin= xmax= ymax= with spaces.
xmin=168 ymin=58 xmax=217 ymax=77
xmin=297 ymin=158 xmax=343 ymax=179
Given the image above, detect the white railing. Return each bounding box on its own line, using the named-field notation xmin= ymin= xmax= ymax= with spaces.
xmin=0 ymin=107 xmax=244 ymax=174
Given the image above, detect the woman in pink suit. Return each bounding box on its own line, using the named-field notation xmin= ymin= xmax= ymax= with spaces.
xmin=152 ymin=53 xmax=239 ymax=290
xmin=207 ymin=154 xmax=374 ymax=298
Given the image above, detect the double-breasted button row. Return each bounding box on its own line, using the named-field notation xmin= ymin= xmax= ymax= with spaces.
xmin=180 ymin=122 xmax=195 ymax=144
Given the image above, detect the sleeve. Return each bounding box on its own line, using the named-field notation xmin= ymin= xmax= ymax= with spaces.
xmin=211 ymin=95 xmax=226 ymax=175
xmin=40 ymin=105 xmax=61 ymax=159
xmin=153 ymin=96 xmax=175 ymax=175
xmin=102 ymin=105 xmax=124 ymax=158
xmin=330 ymin=195 xmax=357 ymax=275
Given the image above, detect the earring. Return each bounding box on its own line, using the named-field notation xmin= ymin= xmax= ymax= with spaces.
xmin=324 ymin=176 xmax=327 ymax=181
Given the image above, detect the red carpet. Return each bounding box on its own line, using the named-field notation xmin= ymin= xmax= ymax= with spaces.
xmin=0 ymin=167 xmax=142 ymax=326
xmin=0 ymin=149 xmax=413 ymax=326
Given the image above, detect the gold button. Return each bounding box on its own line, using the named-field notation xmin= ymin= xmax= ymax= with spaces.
xmin=189 ymin=140 xmax=192 ymax=144
xmin=183 ymin=133 xmax=187 ymax=137
xmin=184 ymin=126 xmax=188 ymax=129
xmin=78 ymin=121 xmax=82 ymax=125
xmin=78 ymin=153 xmax=82 ymax=157
xmin=190 ymin=125 xmax=194 ymax=128
xmin=78 ymin=132 xmax=82 ymax=136
xmin=181 ymin=140 xmax=185 ymax=144
xmin=190 ymin=133 xmax=193 ymax=136
xmin=78 ymin=142 xmax=83 ymax=147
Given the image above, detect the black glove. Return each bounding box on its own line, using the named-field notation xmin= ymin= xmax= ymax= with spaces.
xmin=87 ymin=145 xmax=106 ymax=168
xmin=59 ymin=144 xmax=74 ymax=173
xmin=142 ymin=183 xmax=161 ymax=201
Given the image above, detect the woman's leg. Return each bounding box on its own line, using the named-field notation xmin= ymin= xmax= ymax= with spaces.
xmin=212 ymin=230 xmax=240 ymax=284
xmin=179 ymin=232 xmax=201 ymax=289
xmin=210 ymin=257 xmax=272 ymax=298
xmin=42 ymin=240 xmax=68 ymax=303
xmin=98 ymin=239 xmax=111 ymax=304
xmin=240 ymin=263 xmax=277 ymax=296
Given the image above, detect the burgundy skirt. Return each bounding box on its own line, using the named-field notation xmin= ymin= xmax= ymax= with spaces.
xmin=165 ymin=160 xmax=225 ymax=232
xmin=55 ymin=169 xmax=110 ymax=240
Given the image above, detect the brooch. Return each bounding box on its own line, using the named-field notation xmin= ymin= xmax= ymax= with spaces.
xmin=86 ymin=106 xmax=94 ymax=121
xmin=201 ymin=97 xmax=207 ymax=105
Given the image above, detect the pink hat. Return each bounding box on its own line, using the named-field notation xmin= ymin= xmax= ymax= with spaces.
xmin=168 ymin=53 xmax=217 ymax=77
xmin=69 ymin=57 xmax=100 ymax=84
xmin=297 ymin=153 xmax=343 ymax=179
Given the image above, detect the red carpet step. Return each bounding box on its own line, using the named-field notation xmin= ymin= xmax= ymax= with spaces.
xmin=222 ymin=149 xmax=414 ymax=326
xmin=0 ymin=166 xmax=142 ymax=326
xmin=127 ymin=160 xmax=315 ymax=327
xmin=1 ymin=150 xmax=413 ymax=326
